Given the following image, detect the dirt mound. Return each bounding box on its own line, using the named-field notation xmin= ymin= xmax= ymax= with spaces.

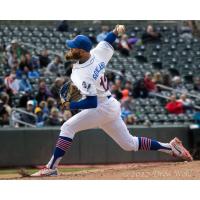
xmin=5 ymin=160 xmax=199 ymax=180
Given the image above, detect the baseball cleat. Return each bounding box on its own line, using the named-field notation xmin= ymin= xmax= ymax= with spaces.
xmin=170 ymin=137 xmax=193 ymax=161
xmin=31 ymin=167 xmax=58 ymax=177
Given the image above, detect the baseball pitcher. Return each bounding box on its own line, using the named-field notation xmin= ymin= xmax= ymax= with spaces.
xmin=32 ymin=25 xmax=192 ymax=176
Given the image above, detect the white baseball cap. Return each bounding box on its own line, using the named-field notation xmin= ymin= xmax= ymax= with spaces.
xmin=27 ymin=100 xmax=34 ymax=105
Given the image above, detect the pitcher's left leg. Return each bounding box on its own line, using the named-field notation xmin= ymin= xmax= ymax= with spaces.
xmin=100 ymin=116 xmax=193 ymax=161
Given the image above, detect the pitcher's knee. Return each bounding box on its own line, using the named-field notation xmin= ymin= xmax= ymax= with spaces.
xmin=119 ymin=137 xmax=139 ymax=152
xmin=121 ymin=144 xmax=138 ymax=152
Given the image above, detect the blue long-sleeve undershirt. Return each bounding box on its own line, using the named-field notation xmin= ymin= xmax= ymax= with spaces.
xmin=69 ymin=96 xmax=97 ymax=110
xmin=104 ymin=31 xmax=117 ymax=45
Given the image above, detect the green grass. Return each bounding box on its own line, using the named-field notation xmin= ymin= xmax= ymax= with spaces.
xmin=0 ymin=169 xmax=21 ymax=175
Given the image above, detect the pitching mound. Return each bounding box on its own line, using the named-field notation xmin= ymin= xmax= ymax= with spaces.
xmin=1 ymin=160 xmax=200 ymax=180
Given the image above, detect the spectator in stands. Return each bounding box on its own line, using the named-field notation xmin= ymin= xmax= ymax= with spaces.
xmin=152 ymin=72 xmax=163 ymax=85
xmin=50 ymin=77 xmax=64 ymax=102
xmin=4 ymin=71 xmax=20 ymax=94
xmin=162 ymin=72 xmax=172 ymax=87
xmin=115 ymin=77 xmax=122 ymax=86
xmin=96 ymin=26 xmax=109 ymax=42
xmin=118 ymin=34 xmax=138 ymax=56
xmin=152 ymin=72 xmax=163 ymax=92
xmin=25 ymin=52 xmax=40 ymax=69
xmin=144 ymin=72 xmax=157 ymax=92
xmin=111 ymin=78 xmax=123 ymax=100
xmin=172 ymin=76 xmax=187 ymax=92
xmin=38 ymin=49 xmax=50 ymax=68
xmin=141 ymin=25 xmax=161 ymax=44
xmin=177 ymin=93 xmax=193 ymax=112
xmin=16 ymin=57 xmax=26 ymax=80
xmin=6 ymin=39 xmax=25 ymax=60
xmin=28 ymin=66 xmax=40 ymax=79
xmin=121 ymin=91 xmax=136 ymax=125
xmin=0 ymin=92 xmax=12 ymax=115
xmin=39 ymin=101 xmax=49 ymax=117
xmin=193 ymin=77 xmax=200 ymax=92
xmin=47 ymin=97 xmax=57 ymax=111
xmin=45 ymin=107 xmax=62 ymax=126
xmin=118 ymin=34 xmax=132 ymax=56
xmin=19 ymin=52 xmax=38 ymax=72
xmin=26 ymin=100 xmax=35 ymax=112
xmin=19 ymin=74 xmax=32 ymax=93
xmin=8 ymin=52 xmax=18 ymax=69
xmin=34 ymin=106 xmax=45 ymax=127
xmin=0 ymin=92 xmax=12 ymax=126
xmin=121 ymin=89 xmax=129 ymax=101
xmin=35 ymin=80 xmax=52 ymax=103
xmin=132 ymin=79 xmax=148 ymax=98
xmin=28 ymin=52 xmax=40 ymax=70
xmin=18 ymin=53 xmax=40 ymax=79
xmin=45 ymin=55 xmax=62 ymax=75
xmin=20 ymin=100 xmax=36 ymax=125
xmin=0 ymin=101 xmax=10 ymax=126
xmin=121 ymin=91 xmax=134 ymax=110
xmin=111 ymin=84 xmax=122 ymax=100
xmin=12 ymin=59 xmax=20 ymax=72
xmin=124 ymin=80 xmax=133 ymax=91
xmin=19 ymin=55 xmax=29 ymax=74
xmin=165 ymin=95 xmax=184 ymax=114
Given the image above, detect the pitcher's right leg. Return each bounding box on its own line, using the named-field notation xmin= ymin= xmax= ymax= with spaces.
xmin=31 ymin=108 xmax=103 ymax=177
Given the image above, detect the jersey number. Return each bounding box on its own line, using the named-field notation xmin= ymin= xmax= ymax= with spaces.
xmin=100 ymin=75 xmax=109 ymax=91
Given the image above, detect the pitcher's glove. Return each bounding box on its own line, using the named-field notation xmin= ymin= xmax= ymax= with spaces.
xmin=60 ymin=81 xmax=82 ymax=109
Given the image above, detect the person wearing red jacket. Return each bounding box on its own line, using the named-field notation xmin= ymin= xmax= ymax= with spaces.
xmin=144 ymin=72 xmax=157 ymax=92
xmin=165 ymin=95 xmax=184 ymax=114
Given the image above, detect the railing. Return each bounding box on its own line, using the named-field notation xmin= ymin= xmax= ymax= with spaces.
xmin=151 ymin=91 xmax=200 ymax=110
xmin=10 ymin=108 xmax=37 ymax=128
xmin=156 ymin=84 xmax=200 ymax=99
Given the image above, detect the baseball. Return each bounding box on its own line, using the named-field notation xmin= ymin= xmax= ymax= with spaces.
xmin=117 ymin=25 xmax=125 ymax=35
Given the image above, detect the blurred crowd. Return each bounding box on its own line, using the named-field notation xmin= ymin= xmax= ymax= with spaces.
xmin=0 ymin=38 xmax=72 ymax=127
xmin=0 ymin=21 xmax=200 ymax=127
xmin=108 ymin=69 xmax=199 ymax=125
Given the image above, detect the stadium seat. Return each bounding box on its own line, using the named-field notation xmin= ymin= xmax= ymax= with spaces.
xmin=0 ymin=22 xmax=198 ymax=126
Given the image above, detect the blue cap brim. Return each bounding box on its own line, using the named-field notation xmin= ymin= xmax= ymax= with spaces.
xmin=66 ymin=40 xmax=77 ymax=49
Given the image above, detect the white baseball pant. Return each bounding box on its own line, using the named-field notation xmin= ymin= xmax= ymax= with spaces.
xmin=60 ymin=97 xmax=139 ymax=151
